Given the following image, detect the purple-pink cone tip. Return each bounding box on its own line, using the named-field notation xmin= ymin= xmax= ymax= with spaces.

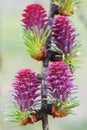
xmin=13 ymin=69 xmax=40 ymax=111
xmin=46 ymin=61 xmax=74 ymax=101
xmin=52 ymin=16 xmax=76 ymax=54
xmin=22 ymin=4 xmax=48 ymax=31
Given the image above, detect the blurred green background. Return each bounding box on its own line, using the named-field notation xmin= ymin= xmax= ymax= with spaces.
xmin=0 ymin=0 xmax=87 ymax=130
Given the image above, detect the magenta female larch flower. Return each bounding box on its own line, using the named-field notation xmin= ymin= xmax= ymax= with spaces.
xmin=13 ymin=69 xmax=40 ymax=111
xmin=22 ymin=4 xmax=48 ymax=31
xmin=52 ymin=16 xmax=77 ymax=55
xmin=22 ymin=4 xmax=49 ymax=61
xmin=46 ymin=61 xmax=74 ymax=101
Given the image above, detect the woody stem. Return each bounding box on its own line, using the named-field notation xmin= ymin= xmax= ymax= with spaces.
xmin=41 ymin=59 xmax=49 ymax=130
xmin=41 ymin=1 xmax=58 ymax=130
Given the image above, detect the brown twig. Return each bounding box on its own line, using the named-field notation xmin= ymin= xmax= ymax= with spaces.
xmin=41 ymin=1 xmax=59 ymax=130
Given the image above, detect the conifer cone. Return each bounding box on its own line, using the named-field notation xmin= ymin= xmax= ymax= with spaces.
xmin=22 ymin=4 xmax=49 ymax=61
xmin=5 ymin=69 xmax=40 ymax=125
xmin=52 ymin=16 xmax=76 ymax=55
xmin=13 ymin=69 xmax=40 ymax=111
xmin=11 ymin=69 xmax=40 ymax=125
xmin=46 ymin=61 xmax=74 ymax=101
xmin=22 ymin=4 xmax=48 ymax=32
xmin=46 ymin=61 xmax=76 ymax=118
